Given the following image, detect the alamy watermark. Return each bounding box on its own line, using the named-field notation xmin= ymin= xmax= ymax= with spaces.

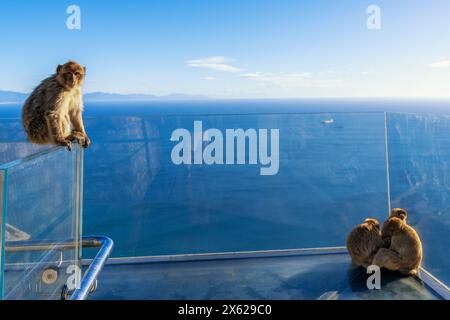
xmin=366 ymin=265 xmax=381 ymax=290
xmin=170 ymin=121 xmax=280 ymax=176
xmin=66 ymin=5 xmax=81 ymax=30
xmin=66 ymin=264 xmax=82 ymax=290
xmin=367 ymin=5 xmax=381 ymax=30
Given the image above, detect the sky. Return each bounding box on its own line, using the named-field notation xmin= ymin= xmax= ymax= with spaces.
xmin=0 ymin=0 xmax=449 ymax=98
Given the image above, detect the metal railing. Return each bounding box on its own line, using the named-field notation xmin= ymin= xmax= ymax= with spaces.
xmin=5 ymin=236 xmax=113 ymax=300
xmin=70 ymin=236 xmax=113 ymax=300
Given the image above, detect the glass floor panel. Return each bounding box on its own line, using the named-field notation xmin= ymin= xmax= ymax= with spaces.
xmin=89 ymin=253 xmax=441 ymax=300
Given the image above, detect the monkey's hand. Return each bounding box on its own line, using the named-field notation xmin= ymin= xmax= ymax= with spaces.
xmin=83 ymin=135 xmax=91 ymax=148
xmin=382 ymin=237 xmax=391 ymax=248
xmin=56 ymin=138 xmax=74 ymax=151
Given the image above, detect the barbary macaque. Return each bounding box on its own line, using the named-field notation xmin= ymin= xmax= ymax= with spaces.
xmin=387 ymin=208 xmax=407 ymax=221
xmin=373 ymin=217 xmax=423 ymax=276
xmin=382 ymin=208 xmax=408 ymax=247
xmin=22 ymin=61 xmax=90 ymax=151
xmin=346 ymin=218 xmax=383 ymax=268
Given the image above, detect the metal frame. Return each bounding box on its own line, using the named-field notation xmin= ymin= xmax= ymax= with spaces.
xmin=102 ymin=246 xmax=348 ymax=265
xmin=418 ymin=268 xmax=450 ymax=300
xmin=5 ymin=236 xmax=110 ymax=254
xmin=2 ymin=236 xmax=113 ymax=300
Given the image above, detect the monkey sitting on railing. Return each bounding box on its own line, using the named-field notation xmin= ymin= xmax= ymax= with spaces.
xmin=22 ymin=60 xmax=90 ymax=151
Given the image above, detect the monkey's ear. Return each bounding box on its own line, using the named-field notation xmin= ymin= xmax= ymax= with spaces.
xmin=56 ymin=64 xmax=62 ymax=74
xmin=83 ymin=66 xmax=87 ymax=74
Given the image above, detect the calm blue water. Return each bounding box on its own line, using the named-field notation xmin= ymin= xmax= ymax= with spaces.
xmin=1 ymin=99 xmax=450 ymax=118
xmin=0 ymin=100 xmax=449 ymax=285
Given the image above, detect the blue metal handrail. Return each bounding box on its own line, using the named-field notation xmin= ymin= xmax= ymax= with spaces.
xmin=3 ymin=235 xmax=113 ymax=300
xmin=70 ymin=236 xmax=114 ymax=300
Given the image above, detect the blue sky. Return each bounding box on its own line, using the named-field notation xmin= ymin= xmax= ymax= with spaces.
xmin=0 ymin=0 xmax=449 ymax=98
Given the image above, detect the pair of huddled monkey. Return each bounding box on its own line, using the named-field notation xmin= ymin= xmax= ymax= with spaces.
xmin=22 ymin=61 xmax=90 ymax=150
xmin=346 ymin=208 xmax=423 ymax=276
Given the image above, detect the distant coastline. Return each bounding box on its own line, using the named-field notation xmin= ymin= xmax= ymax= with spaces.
xmin=0 ymin=90 xmax=208 ymax=104
xmin=2 ymin=89 xmax=450 ymax=105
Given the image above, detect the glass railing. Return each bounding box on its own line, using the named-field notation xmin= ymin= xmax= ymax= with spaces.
xmin=0 ymin=110 xmax=449 ymax=295
xmin=0 ymin=145 xmax=83 ymax=299
xmin=76 ymin=113 xmax=390 ymax=256
xmin=386 ymin=113 xmax=450 ymax=287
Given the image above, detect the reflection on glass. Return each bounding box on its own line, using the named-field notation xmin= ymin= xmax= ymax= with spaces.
xmin=1 ymin=111 xmax=449 ymax=299
xmin=76 ymin=113 xmax=389 ymax=256
xmin=0 ymin=145 xmax=83 ymax=300
xmin=387 ymin=113 xmax=450 ymax=287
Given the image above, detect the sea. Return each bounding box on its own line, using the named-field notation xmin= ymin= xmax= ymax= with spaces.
xmin=0 ymin=99 xmax=449 ymax=285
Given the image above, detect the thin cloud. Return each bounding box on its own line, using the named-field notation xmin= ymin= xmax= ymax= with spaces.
xmin=240 ymin=72 xmax=341 ymax=88
xmin=186 ymin=56 xmax=242 ymax=73
xmin=429 ymin=60 xmax=450 ymax=69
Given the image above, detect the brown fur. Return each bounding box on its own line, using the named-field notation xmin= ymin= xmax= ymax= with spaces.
xmin=22 ymin=61 xmax=90 ymax=151
xmin=373 ymin=217 xmax=422 ymax=276
xmin=346 ymin=218 xmax=383 ymax=268
xmin=389 ymin=208 xmax=407 ymax=221
xmin=382 ymin=208 xmax=408 ymax=247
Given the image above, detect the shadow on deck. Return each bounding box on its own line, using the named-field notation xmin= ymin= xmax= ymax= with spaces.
xmin=89 ymin=251 xmax=441 ymax=300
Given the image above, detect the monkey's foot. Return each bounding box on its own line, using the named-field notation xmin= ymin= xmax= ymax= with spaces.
xmin=70 ymin=136 xmax=85 ymax=146
xmin=400 ymin=268 xmax=418 ymax=276
xmin=372 ymin=248 xmax=403 ymax=272
xmin=56 ymin=139 xmax=73 ymax=151
xmin=68 ymin=132 xmax=90 ymax=148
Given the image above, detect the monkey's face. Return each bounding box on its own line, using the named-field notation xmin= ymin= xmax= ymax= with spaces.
xmin=382 ymin=217 xmax=403 ymax=237
xmin=56 ymin=61 xmax=86 ymax=90
xmin=390 ymin=208 xmax=407 ymax=221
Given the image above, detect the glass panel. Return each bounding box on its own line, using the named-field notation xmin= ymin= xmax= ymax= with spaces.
xmin=0 ymin=118 xmax=45 ymax=165
xmin=0 ymin=145 xmax=83 ymax=300
xmin=0 ymin=171 xmax=5 ymax=298
xmin=386 ymin=112 xmax=450 ymax=287
xmin=82 ymin=113 xmax=389 ymax=256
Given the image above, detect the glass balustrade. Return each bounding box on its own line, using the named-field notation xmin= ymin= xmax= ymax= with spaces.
xmin=0 ymin=144 xmax=83 ymax=300
xmin=74 ymin=113 xmax=389 ymax=256
xmin=0 ymin=110 xmax=448 ymax=299
xmin=386 ymin=112 xmax=450 ymax=288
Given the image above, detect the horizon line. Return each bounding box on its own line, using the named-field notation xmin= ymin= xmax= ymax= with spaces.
xmin=1 ymin=89 xmax=450 ymax=101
